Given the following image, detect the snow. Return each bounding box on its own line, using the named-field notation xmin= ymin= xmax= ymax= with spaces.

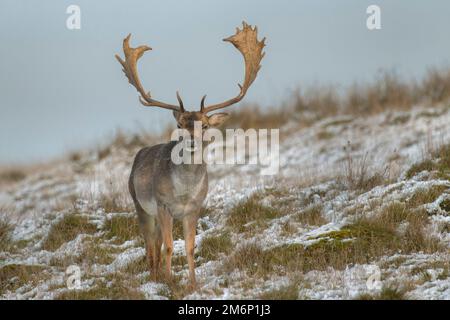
xmin=1 ymin=104 xmax=449 ymax=299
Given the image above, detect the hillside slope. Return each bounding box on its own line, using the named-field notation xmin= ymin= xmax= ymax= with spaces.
xmin=1 ymin=104 xmax=449 ymax=299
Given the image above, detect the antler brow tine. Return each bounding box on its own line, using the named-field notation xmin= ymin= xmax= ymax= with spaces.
xmin=115 ymin=34 xmax=184 ymax=112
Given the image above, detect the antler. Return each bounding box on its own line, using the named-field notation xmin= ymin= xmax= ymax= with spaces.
xmin=201 ymin=22 xmax=265 ymax=114
xmin=115 ymin=34 xmax=184 ymax=112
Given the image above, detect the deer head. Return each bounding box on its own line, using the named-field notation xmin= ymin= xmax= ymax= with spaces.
xmin=115 ymin=21 xmax=266 ymax=138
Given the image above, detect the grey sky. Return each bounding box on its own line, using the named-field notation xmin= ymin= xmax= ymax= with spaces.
xmin=1 ymin=0 xmax=450 ymax=164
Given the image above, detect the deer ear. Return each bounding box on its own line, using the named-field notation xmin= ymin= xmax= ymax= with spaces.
xmin=208 ymin=113 xmax=229 ymax=127
xmin=173 ymin=110 xmax=181 ymax=120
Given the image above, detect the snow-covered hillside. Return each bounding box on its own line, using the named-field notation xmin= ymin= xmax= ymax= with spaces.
xmin=1 ymin=104 xmax=449 ymax=299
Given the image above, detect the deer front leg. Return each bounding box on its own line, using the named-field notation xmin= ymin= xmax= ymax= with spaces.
xmin=183 ymin=214 xmax=198 ymax=289
xmin=157 ymin=206 xmax=173 ymax=280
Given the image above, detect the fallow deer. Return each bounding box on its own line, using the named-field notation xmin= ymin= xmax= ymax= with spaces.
xmin=115 ymin=22 xmax=265 ymax=288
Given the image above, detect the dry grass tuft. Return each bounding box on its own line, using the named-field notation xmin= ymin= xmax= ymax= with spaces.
xmin=42 ymin=214 xmax=97 ymax=251
xmin=103 ymin=214 xmax=140 ymax=244
xmin=197 ymin=231 xmax=233 ymax=261
xmin=0 ymin=264 xmax=45 ymax=295
xmin=406 ymin=143 xmax=450 ymax=179
xmin=226 ymin=195 xmax=283 ymax=232
xmin=357 ymin=286 xmax=407 ymax=300
xmin=294 ymin=204 xmax=327 ymax=226
xmin=0 ymin=218 xmax=14 ymax=252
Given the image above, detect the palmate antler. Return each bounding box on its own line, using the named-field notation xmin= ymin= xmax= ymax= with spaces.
xmin=115 ymin=34 xmax=185 ymax=112
xmin=200 ymin=21 xmax=266 ymax=114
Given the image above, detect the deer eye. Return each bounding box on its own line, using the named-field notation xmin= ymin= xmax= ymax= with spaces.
xmin=202 ymin=124 xmax=208 ymax=129
xmin=177 ymin=124 xmax=181 ymax=129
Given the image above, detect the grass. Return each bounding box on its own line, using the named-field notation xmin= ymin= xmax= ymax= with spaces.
xmin=0 ymin=168 xmax=26 ymax=184
xmin=98 ymin=193 xmax=132 ymax=213
xmin=226 ymin=195 xmax=283 ymax=232
xmin=55 ymin=276 xmax=145 ymax=300
xmin=224 ymin=201 xmax=441 ymax=278
xmin=294 ymin=204 xmax=327 ymax=226
xmin=357 ymin=286 xmax=406 ymax=300
xmin=103 ymin=214 xmax=140 ymax=244
xmin=197 ymin=231 xmax=233 ymax=261
xmin=406 ymin=143 xmax=450 ymax=179
xmin=342 ymin=143 xmax=387 ymax=192
xmin=0 ymin=218 xmax=14 ymax=252
xmin=0 ymin=264 xmax=45 ymax=295
xmin=49 ymin=238 xmax=118 ymax=268
xmin=42 ymin=214 xmax=98 ymax=251
xmin=406 ymin=185 xmax=447 ymax=208
xmin=259 ymin=281 xmax=301 ymax=300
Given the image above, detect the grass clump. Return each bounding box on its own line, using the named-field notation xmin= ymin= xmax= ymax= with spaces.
xmin=295 ymin=204 xmax=327 ymax=226
xmin=406 ymin=185 xmax=447 ymax=208
xmin=42 ymin=214 xmax=97 ymax=251
xmin=0 ymin=219 xmax=14 ymax=252
xmin=357 ymin=286 xmax=406 ymax=300
xmin=103 ymin=214 xmax=140 ymax=243
xmin=406 ymin=144 xmax=450 ymax=179
xmin=197 ymin=232 xmax=233 ymax=261
xmin=227 ymin=196 xmax=282 ymax=232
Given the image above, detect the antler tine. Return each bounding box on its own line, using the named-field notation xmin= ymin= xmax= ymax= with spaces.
xmin=201 ymin=21 xmax=265 ymax=114
xmin=200 ymin=95 xmax=207 ymax=111
xmin=115 ymin=34 xmax=182 ymax=112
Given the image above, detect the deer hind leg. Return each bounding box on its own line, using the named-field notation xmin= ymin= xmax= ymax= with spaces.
xmin=157 ymin=206 xmax=173 ymax=280
xmin=138 ymin=213 xmax=159 ymax=280
xmin=183 ymin=214 xmax=198 ymax=289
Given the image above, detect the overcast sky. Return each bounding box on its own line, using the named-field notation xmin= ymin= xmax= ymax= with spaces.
xmin=1 ymin=0 xmax=450 ymax=164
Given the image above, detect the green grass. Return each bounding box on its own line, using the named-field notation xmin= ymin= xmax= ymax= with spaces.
xmin=42 ymin=214 xmax=97 ymax=251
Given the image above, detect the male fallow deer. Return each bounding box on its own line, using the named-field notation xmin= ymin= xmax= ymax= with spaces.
xmin=115 ymin=22 xmax=265 ymax=288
